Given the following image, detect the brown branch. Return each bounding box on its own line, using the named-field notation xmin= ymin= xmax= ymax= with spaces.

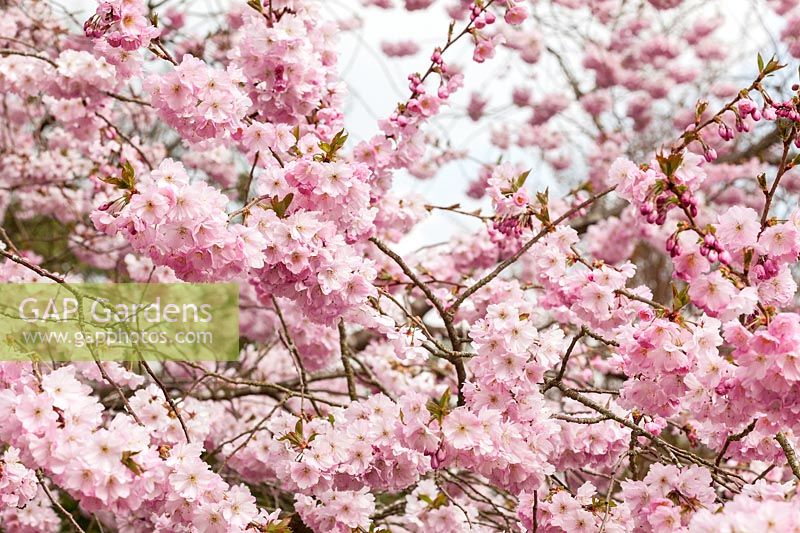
xmin=775 ymin=432 xmax=800 ymax=481
xmin=715 ymin=418 xmax=757 ymax=466
xmin=370 ymin=236 xmax=467 ymax=405
xmin=449 ymin=186 xmax=616 ymax=314
xmin=543 ymin=328 xmax=585 ymax=392
xmin=37 ymin=472 xmax=87 ymax=533
xmin=338 ymin=320 xmax=358 ymax=401
xmin=140 ymin=359 xmax=191 ymax=443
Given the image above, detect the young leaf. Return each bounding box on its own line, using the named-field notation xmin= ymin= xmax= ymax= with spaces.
xmin=514 ymin=169 xmax=531 ymax=191
xmin=121 ymin=160 xmax=136 ymax=190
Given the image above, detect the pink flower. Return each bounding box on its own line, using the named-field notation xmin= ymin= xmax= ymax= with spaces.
xmin=128 ymin=187 xmax=173 ymax=225
xmin=715 ymin=206 xmax=760 ymax=250
xmin=15 ymin=391 xmax=58 ymax=434
xmin=688 ymin=270 xmax=737 ymax=315
xmin=512 ymin=189 xmax=530 ymax=208
xmin=169 ymin=457 xmax=215 ymax=500
xmin=290 ymin=462 xmax=320 ymax=489
xmin=442 ymin=407 xmax=483 ymax=449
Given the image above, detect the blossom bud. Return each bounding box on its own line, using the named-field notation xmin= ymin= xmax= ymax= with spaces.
xmin=505 ymin=5 xmax=528 ymax=25
xmin=737 ymin=99 xmax=757 ymax=116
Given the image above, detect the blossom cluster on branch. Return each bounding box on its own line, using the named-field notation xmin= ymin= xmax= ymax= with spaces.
xmin=1 ymin=0 xmax=800 ymax=531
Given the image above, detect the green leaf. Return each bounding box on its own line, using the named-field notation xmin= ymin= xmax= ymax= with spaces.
xmin=121 ymin=160 xmax=136 ymax=190
xmin=121 ymin=450 xmax=144 ymax=476
xmin=100 ymin=176 xmax=126 ymax=188
xmin=656 ymin=151 xmax=683 ymax=178
xmin=426 ymin=387 xmax=452 ymax=422
xmin=695 ymin=99 xmax=708 ymax=121
xmin=265 ymin=517 xmax=292 ymax=533
xmin=757 ymin=173 xmax=768 ymax=192
xmin=247 ymin=0 xmax=264 ymax=13
xmin=757 ymin=53 xmax=764 ymax=73
xmin=319 ymin=129 xmax=349 ymax=161
xmin=438 ymin=387 xmax=451 ymax=409
xmin=514 ymin=169 xmax=531 ymax=191
xmin=671 ymin=283 xmax=690 ymax=310
xmin=762 ymin=56 xmax=786 ymax=76
xmin=270 ymin=193 xmax=294 ymax=218
xmin=330 ymin=129 xmax=349 ymax=151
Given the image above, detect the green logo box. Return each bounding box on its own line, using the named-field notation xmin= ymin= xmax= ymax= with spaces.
xmin=0 ymin=283 xmax=240 ymax=362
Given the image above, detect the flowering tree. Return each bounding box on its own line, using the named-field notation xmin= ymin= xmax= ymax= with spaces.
xmin=2 ymin=0 xmax=800 ymax=531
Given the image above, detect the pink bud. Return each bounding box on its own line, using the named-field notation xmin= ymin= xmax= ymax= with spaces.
xmin=505 ymin=5 xmax=528 ymax=25
xmin=737 ymin=99 xmax=757 ymax=116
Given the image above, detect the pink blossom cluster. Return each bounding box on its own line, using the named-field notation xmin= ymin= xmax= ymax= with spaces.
xmin=295 ymin=489 xmax=376 ymax=532
xmin=518 ymin=482 xmax=633 ymax=532
xmin=690 ymin=480 xmax=800 ymax=531
xmin=1 ymin=0 xmax=800 ymax=531
xmin=616 ymin=316 xmax=725 ymax=418
xmin=92 ymin=159 xmax=266 ymax=281
xmin=0 ymin=364 xmax=279 ymax=531
xmin=621 ymin=464 xmax=716 ymax=532
xmin=229 ymin=394 xmax=429 ymax=494
xmin=0 ymin=446 xmax=38 ymax=508
xmin=230 ymin=6 xmax=342 ymax=133
xmin=84 ymin=0 xmax=160 ymax=51
xmin=723 ymin=314 xmax=800 ymax=432
xmin=246 ymin=151 xmax=379 ymax=324
xmin=146 ymin=55 xmax=252 ymax=145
